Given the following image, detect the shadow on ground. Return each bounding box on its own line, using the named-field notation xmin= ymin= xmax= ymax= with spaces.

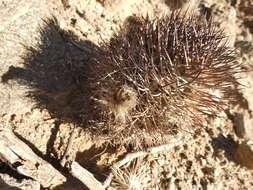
xmin=2 ymin=17 xmax=99 ymax=125
xmin=1 ymin=17 xmax=104 ymax=189
xmin=211 ymin=134 xmax=237 ymax=162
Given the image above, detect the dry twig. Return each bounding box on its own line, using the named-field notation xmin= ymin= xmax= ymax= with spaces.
xmin=103 ymin=135 xmax=190 ymax=188
xmin=70 ymin=161 xmax=104 ymax=190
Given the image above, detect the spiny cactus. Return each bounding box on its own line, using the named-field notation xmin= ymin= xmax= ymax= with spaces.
xmin=87 ymin=12 xmax=241 ymax=148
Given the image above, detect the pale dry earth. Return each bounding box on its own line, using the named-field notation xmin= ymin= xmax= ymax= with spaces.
xmin=0 ymin=0 xmax=253 ymax=189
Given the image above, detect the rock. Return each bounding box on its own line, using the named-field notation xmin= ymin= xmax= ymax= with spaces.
xmin=234 ymin=141 xmax=253 ymax=169
xmin=233 ymin=110 xmax=253 ymax=140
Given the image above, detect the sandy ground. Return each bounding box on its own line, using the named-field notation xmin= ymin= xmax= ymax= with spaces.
xmin=0 ymin=0 xmax=253 ymax=189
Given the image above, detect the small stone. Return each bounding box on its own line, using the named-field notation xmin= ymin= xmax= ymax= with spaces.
xmin=233 ymin=111 xmax=253 ymax=140
xmin=234 ymin=141 xmax=253 ymax=169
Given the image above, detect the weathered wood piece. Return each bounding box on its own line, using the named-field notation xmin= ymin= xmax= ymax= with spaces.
xmin=0 ymin=124 xmax=66 ymax=188
xmin=0 ymin=174 xmax=40 ymax=190
xmin=70 ymin=161 xmax=104 ymax=190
